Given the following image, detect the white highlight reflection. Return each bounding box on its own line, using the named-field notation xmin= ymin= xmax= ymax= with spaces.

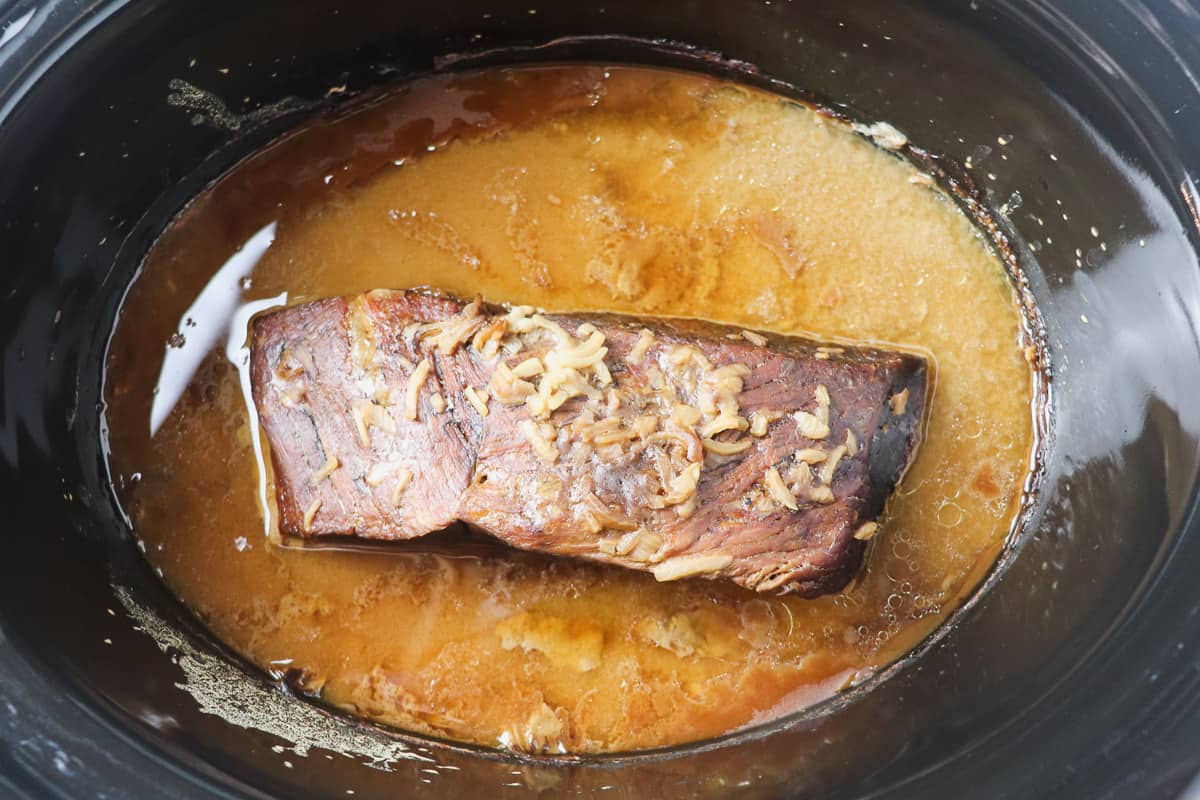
xmin=149 ymin=222 xmax=276 ymax=435
xmin=227 ymin=291 xmax=289 ymax=541
xmin=0 ymin=9 xmax=36 ymax=49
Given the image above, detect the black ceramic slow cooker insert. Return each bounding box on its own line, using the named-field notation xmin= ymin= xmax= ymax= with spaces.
xmin=2 ymin=0 xmax=1200 ymax=797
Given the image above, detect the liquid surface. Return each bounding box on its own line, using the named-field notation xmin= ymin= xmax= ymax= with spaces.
xmin=106 ymin=66 xmax=1037 ymax=753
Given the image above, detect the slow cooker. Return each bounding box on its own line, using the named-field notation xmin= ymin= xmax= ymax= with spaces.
xmin=2 ymin=0 xmax=1199 ymax=796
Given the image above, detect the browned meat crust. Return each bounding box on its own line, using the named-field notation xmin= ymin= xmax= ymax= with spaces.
xmin=250 ymin=289 xmax=927 ymax=597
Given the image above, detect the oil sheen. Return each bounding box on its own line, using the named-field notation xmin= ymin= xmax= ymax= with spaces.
xmin=105 ymin=66 xmax=1037 ymax=753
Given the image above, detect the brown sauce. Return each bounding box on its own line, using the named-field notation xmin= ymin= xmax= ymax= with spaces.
xmin=105 ymin=66 xmax=1038 ymax=753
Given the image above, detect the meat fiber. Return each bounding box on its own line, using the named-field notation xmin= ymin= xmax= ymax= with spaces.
xmin=249 ymin=289 xmax=927 ymax=597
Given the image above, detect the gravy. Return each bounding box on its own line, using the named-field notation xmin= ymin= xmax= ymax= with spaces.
xmin=106 ymin=66 xmax=1038 ymax=753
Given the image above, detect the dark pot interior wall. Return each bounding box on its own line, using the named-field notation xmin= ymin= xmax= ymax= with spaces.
xmin=1 ymin=0 xmax=1199 ymax=798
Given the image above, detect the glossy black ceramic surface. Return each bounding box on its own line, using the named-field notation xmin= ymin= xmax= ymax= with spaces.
xmin=1 ymin=0 xmax=1199 ymax=797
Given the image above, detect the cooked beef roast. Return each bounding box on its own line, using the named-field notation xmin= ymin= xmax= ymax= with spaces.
xmin=249 ymin=289 xmax=927 ymax=597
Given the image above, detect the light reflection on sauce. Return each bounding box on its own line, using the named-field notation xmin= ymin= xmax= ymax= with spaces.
xmin=105 ymin=65 xmax=1037 ymax=753
xmin=227 ymin=290 xmax=288 ymax=541
xmin=150 ymin=221 xmax=277 ymax=435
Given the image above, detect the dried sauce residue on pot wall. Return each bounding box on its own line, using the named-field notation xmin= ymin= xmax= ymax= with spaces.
xmin=105 ymin=66 xmax=1037 ymax=753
